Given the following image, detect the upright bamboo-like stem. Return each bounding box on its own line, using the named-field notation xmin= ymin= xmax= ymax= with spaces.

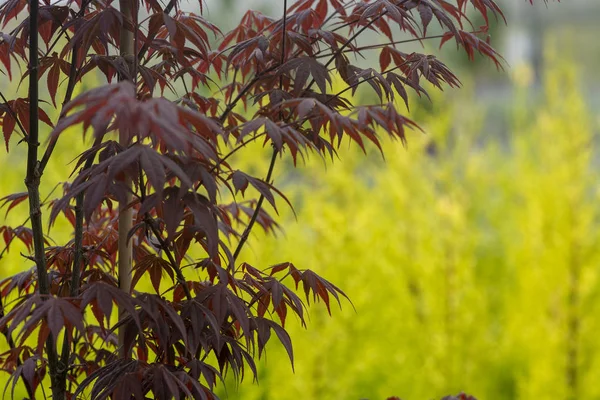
xmin=25 ymin=0 xmax=64 ymax=398
xmin=117 ymin=0 xmax=135 ymax=358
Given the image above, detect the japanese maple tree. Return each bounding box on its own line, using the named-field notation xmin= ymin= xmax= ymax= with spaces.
xmin=0 ymin=0 xmax=548 ymax=398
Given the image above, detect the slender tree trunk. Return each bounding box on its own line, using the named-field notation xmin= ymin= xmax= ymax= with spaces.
xmin=26 ymin=0 xmax=66 ymax=398
xmin=118 ymin=0 xmax=134 ymax=358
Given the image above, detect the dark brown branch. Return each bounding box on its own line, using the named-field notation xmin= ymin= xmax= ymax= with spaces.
xmin=58 ymin=135 xmax=102 ymax=371
xmin=25 ymin=1 xmax=64 ymax=398
xmin=26 ymin=0 xmax=47 ymax=349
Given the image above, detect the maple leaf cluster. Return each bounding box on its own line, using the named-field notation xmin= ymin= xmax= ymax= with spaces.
xmin=0 ymin=0 xmax=548 ymax=398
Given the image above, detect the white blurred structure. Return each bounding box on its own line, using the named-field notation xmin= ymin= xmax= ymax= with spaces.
xmin=503 ymin=0 xmax=597 ymax=75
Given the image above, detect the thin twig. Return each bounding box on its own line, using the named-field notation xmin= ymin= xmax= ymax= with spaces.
xmin=39 ymin=39 xmax=81 ymax=173
xmin=42 ymin=0 xmax=91 ymax=64
xmin=231 ymin=148 xmax=277 ymax=269
xmin=209 ymin=133 xmax=267 ymax=176
xmin=229 ymin=0 xmax=288 ymax=269
xmin=146 ymin=218 xmax=193 ymax=300
xmin=39 ymin=0 xmax=93 ymax=174
xmin=218 ymin=73 xmax=267 ymax=123
xmin=59 ymin=136 xmax=102 ymax=368
xmin=304 ymin=13 xmax=383 ymax=95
